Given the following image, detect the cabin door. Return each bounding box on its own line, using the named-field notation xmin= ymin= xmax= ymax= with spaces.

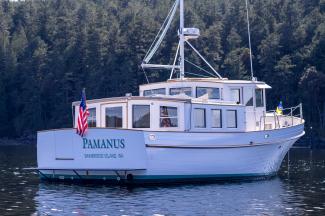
xmin=243 ymin=87 xmax=256 ymax=131
xmin=54 ymin=130 xmax=74 ymax=160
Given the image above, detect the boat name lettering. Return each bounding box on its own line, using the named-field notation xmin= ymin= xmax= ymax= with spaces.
xmin=82 ymin=138 xmax=125 ymax=149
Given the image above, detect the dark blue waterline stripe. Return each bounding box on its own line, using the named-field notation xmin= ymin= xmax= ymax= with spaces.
xmin=40 ymin=172 xmax=276 ymax=181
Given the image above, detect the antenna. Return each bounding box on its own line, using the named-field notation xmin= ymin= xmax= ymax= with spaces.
xmin=245 ymin=0 xmax=254 ymax=81
xmin=179 ymin=0 xmax=185 ymax=79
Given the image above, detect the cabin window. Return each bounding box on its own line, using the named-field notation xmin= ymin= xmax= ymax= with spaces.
xmin=211 ymin=109 xmax=222 ymax=128
xmin=160 ymin=106 xmax=178 ymax=127
xmin=245 ymin=89 xmax=254 ymax=106
xmin=255 ymin=89 xmax=264 ymax=107
xmin=196 ymin=87 xmax=220 ymax=99
xmin=87 ymin=108 xmax=96 ymax=127
xmin=132 ymin=105 xmax=150 ymax=128
xmin=170 ymin=87 xmax=192 ymax=97
xmin=230 ymin=89 xmax=241 ymax=104
xmin=105 ymin=107 xmax=123 ymax=128
xmin=226 ymin=110 xmax=237 ymax=128
xmin=143 ymin=88 xmax=166 ymax=96
xmin=194 ymin=108 xmax=206 ymax=128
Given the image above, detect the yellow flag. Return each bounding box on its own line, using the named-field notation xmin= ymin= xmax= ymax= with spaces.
xmin=276 ymin=101 xmax=283 ymax=114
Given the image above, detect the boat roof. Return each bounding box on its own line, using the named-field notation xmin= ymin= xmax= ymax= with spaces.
xmin=139 ymin=77 xmax=269 ymax=86
xmin=72 ymin=96 xmax=191 ymax=106
xmin=73 ymin=78 xmax=271 ymax=106
xmin=72 ymin=95 xmax=245 ymax=107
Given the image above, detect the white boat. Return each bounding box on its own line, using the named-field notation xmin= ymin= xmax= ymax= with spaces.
xmin=35 ymin=0 xmax=304 ymax=183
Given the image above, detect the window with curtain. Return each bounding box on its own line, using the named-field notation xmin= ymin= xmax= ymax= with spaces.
xmin=226 ymin=110 xmax=237 ymax=128
xmin=160 ymin=106 xmax=178 ymax=127
xmin=212 ymin=109 xmax=222 ymax=128
xmin=194 ymin=108 xmax=206 ymax=128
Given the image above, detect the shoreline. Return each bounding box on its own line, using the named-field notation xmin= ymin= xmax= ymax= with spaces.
xmin=0 ymin=136 xmax=36 ymax=146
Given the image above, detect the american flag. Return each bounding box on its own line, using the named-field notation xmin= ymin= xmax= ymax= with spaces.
xmin=76 ymin=89 xmax=89 ymax=137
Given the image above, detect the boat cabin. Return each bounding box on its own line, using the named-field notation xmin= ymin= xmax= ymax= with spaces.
xmin=73 ymin=78 xmax=274 ymax=132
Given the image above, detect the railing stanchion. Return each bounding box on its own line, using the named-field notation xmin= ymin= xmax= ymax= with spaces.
xmin=263 ymin=111 xmax=266 ymax=130
xmin=266 ymin=103 xmax=303 ymax=129
xmin=300 ymin=103 xmax=303 ymax=123
xmin=291 ymin=107 xmax=294 ymax=126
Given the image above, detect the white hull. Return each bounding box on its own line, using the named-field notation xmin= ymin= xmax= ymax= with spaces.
xmin=36 ymin=124 xmax=304 ymax=183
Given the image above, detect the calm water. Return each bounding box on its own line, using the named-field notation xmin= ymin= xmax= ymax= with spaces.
xmin=0 ymin=144 xmax=324 ymax=216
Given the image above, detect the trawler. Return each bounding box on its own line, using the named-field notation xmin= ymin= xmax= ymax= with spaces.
xmin=35 ymin=0 xmax=304 ymax=183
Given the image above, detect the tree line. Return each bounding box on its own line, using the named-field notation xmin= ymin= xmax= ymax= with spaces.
xmin=0 ymin=0 xmax=324 ymax=138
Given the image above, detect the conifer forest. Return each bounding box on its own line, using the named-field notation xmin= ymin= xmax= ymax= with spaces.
xmin=0 ymin=0 xmax=324 ymax=141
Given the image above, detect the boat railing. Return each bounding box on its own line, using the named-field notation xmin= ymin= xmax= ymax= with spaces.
xmin=260 ymin=103 xmax=303 ymax=130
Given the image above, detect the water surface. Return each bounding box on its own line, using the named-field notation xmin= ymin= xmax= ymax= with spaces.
xmin=0 ymin=144 xmax=324 ymax=215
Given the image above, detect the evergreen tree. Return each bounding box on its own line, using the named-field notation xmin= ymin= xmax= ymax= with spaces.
xmin=0 ymin=0 xmax=323 ymax=138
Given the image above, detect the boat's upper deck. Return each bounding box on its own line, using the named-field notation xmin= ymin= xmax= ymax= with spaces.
xmin=72 ymin=78 xmax=303 ymax=133
xmin=138 ymin=78 xmax=271 ymax=102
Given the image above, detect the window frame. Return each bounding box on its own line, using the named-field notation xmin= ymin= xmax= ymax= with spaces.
xmin=255 ymin=89 xmax=264 ymax=107
xmin=194 ymin=108 xmax=206 ymax=128
xmin=245 ymin=88 xmax=254 ymax=106
xmin=159 ymin=106 xmax=178 ymax=128
xmin=132 ymin=105 xmax=151 ymax=128
xmin=226 ymin=110 xmax=237 ymax=128
xmin=143 ymin=88 xmax=166 ymax=96
xmin=169 ymin=87 xmax=192 ymax=97
xmin=105 ymin=106 xmax=123 ymax=128
xmin=211 ymin=109 xmax=222 ymax=128
xmin=230 ymin=88 xmax=241 ymax=104
xmin=87 ymin=108 xmax=97 ymax=127
xmin=196 ymin=87 xmax=221 ymax=99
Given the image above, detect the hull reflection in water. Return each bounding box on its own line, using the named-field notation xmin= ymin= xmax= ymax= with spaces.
xmin=34 ymin=178 xmax=305 ymax=215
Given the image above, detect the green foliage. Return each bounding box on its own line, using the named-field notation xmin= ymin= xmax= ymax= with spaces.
xmin=0 ymin=0 xmax=324 ymax=137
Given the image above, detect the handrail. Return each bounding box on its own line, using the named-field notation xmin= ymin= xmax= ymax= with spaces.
xmin=259 ymin=103 xmax=303 ymax=130
xmin=267 ymin=103 xmax=301 ymax=113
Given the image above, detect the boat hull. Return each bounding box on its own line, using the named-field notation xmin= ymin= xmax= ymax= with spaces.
xmin=36 ymin=124 xmax=304 ymax=184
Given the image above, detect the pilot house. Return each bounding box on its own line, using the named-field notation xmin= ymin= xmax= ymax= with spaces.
xmin=73 ymin=78 xmax=273 ymax=133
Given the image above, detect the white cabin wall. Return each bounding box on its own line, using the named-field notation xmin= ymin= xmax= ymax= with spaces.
xmin=190 ymin=104 xmax=246 ymax=132
xmin=127 ymin=99 xmax=185 ymax=131
xmin=222 ymin=85 xmax=269 ymax=131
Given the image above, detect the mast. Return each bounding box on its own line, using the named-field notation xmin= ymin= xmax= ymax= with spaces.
xmin=245 ymin=0 xmax=254 ymax=81
xmin=141 ymin=0 xmax=222 ymax=81
xmin=179 ymin=0 xmax=185 ymax=79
